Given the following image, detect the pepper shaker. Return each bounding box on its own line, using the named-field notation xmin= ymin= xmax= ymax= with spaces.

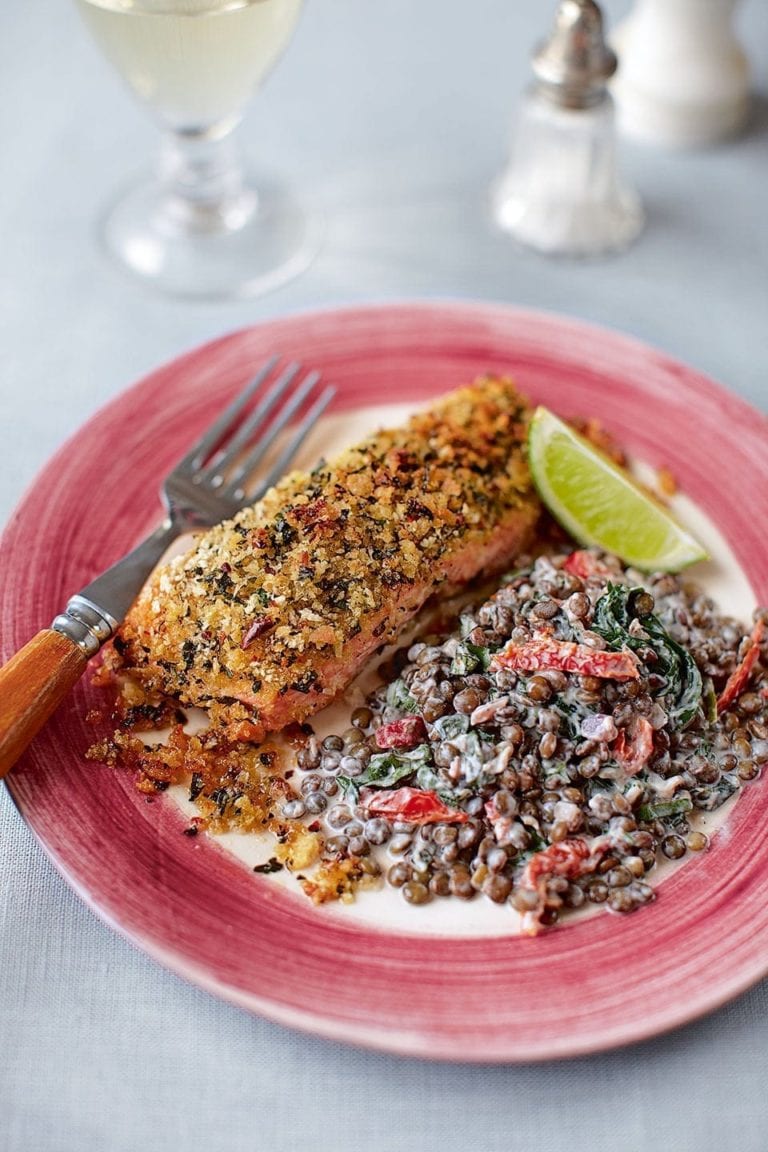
xmin=492 ymin=0 xmax=643 ymax=257
xmin=611 ymin=0 xmax=750 ymax=148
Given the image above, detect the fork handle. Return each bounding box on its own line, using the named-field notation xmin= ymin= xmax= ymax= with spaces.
xmin=0 ymin=630 xmax=88 ymax=779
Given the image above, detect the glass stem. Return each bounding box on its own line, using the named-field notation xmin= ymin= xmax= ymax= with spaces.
xmin=158 ymin=127 xmax=257 ymax=236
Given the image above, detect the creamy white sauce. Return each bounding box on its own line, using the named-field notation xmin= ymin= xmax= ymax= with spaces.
xmin=157 ymin=404 xmax=757 ymax=938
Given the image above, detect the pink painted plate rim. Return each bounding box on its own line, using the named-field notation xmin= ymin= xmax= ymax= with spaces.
xmin=2 ymin=301 xmax=768 ymax=1063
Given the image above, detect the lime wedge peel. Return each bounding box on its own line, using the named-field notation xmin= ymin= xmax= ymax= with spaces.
xmin=527 ymin=406 xmax=708 ymax=573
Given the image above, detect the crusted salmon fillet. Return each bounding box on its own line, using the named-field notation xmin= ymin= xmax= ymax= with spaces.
xmin=116 ymin=377 xmax=539 ymax=739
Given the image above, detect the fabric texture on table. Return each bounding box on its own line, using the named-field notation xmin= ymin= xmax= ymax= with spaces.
xmin=1 ymin=0 xmax=768 ymax=1148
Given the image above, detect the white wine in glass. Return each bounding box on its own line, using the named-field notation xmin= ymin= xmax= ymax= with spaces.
xmin=75 ymin=0 xmax=317 ymax=298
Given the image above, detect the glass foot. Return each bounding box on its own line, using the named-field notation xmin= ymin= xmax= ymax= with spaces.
xmin=100 ymin=172 xmax=320 ymax=300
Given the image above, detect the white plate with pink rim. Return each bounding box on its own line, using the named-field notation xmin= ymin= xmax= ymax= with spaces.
xmin=2 ymin=301 xmax=767 ymax=1061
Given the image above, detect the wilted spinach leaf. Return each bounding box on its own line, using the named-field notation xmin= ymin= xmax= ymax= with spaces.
xmin=337 ymin=744 xmax=433 ymax=801
xmin=593 ymin=584 xmax=702 ymax=728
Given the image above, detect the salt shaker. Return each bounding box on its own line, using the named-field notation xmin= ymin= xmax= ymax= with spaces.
xmin=611 ymin=0 xmax=750 ymax=148
xmin=492 ymin=0 xmax=643 ymax=257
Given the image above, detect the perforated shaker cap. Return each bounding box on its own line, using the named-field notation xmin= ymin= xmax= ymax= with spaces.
xmin=532 ymin=0 xmax=617 ymax=109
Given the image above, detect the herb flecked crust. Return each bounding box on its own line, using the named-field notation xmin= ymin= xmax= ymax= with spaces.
xmin=116 ymin=377 xmax=538 ymax=740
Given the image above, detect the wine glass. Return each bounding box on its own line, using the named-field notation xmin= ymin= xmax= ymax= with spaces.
xmin=75 ymin=0 xmax=318 ymax=299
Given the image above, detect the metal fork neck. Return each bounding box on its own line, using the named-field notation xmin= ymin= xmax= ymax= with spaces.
xmin=51 ymin=519 xmax=179 ymax=657
xmin=52 ymin=595 xmax=120 ymax=658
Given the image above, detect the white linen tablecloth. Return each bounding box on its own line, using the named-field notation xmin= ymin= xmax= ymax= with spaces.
xmin=2 ymin=1 xmax=768 ymax=1148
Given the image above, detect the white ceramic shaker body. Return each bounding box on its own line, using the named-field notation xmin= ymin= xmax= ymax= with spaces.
xmin=611 ymin=0 xmax=750 ymax=147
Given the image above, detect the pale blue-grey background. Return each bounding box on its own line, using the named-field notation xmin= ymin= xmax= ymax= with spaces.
xmin=1 ymin=1 xmax=768 ymax=1149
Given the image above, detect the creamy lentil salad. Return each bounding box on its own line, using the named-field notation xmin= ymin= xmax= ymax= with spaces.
xmin=278 ymin=548 xmax=768 ymax=933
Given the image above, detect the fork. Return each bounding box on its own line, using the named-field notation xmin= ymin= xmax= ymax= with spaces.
xmin=0 ymin=358 xmax=335 ymax=778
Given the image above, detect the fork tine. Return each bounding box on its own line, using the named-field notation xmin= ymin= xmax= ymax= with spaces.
xmin=230 ymin=383 xmax=336 ymax=501
xmin=205 ymin=361 xmax=302 ymax=478
xmin=184 ymin=355 xmax=280 ymax=469
xmin=225 ymin=369 xmax=324 ymax=493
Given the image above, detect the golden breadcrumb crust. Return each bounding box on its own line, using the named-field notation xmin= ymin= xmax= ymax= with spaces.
xmin=117 ymin=376 xmax=538 ymax=734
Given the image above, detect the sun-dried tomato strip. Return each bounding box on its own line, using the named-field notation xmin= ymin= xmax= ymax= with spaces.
xmin=563 ymin=551 xmax=614 ymax=582
xmin=518 ymin=839 xmax=611 ymax=936
xmin=492 ymin=638 xmax=640 ymax=681
xmin=717 ymin=619 xmax=765 ymax=713
xmin=521 ymin=839 xmax=592 ymax=892
xmin=362 ymin=787 xmax=468 ymax=824
xmin=613 ymin=715 xmax=655 ymax=775
xmin=375 ymin=717 xmax=427 ymax=750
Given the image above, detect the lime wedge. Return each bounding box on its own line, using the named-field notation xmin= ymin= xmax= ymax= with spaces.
xmin=527 ymin=406 xmax=707 ymax=572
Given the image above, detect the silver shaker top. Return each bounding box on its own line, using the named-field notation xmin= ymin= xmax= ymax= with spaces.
xmin=532 ymin=0 xmax=617 ymax=109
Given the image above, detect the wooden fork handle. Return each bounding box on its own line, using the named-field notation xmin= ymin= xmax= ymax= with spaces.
xmin=0 ymin=630 xmax=88 ymax=779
